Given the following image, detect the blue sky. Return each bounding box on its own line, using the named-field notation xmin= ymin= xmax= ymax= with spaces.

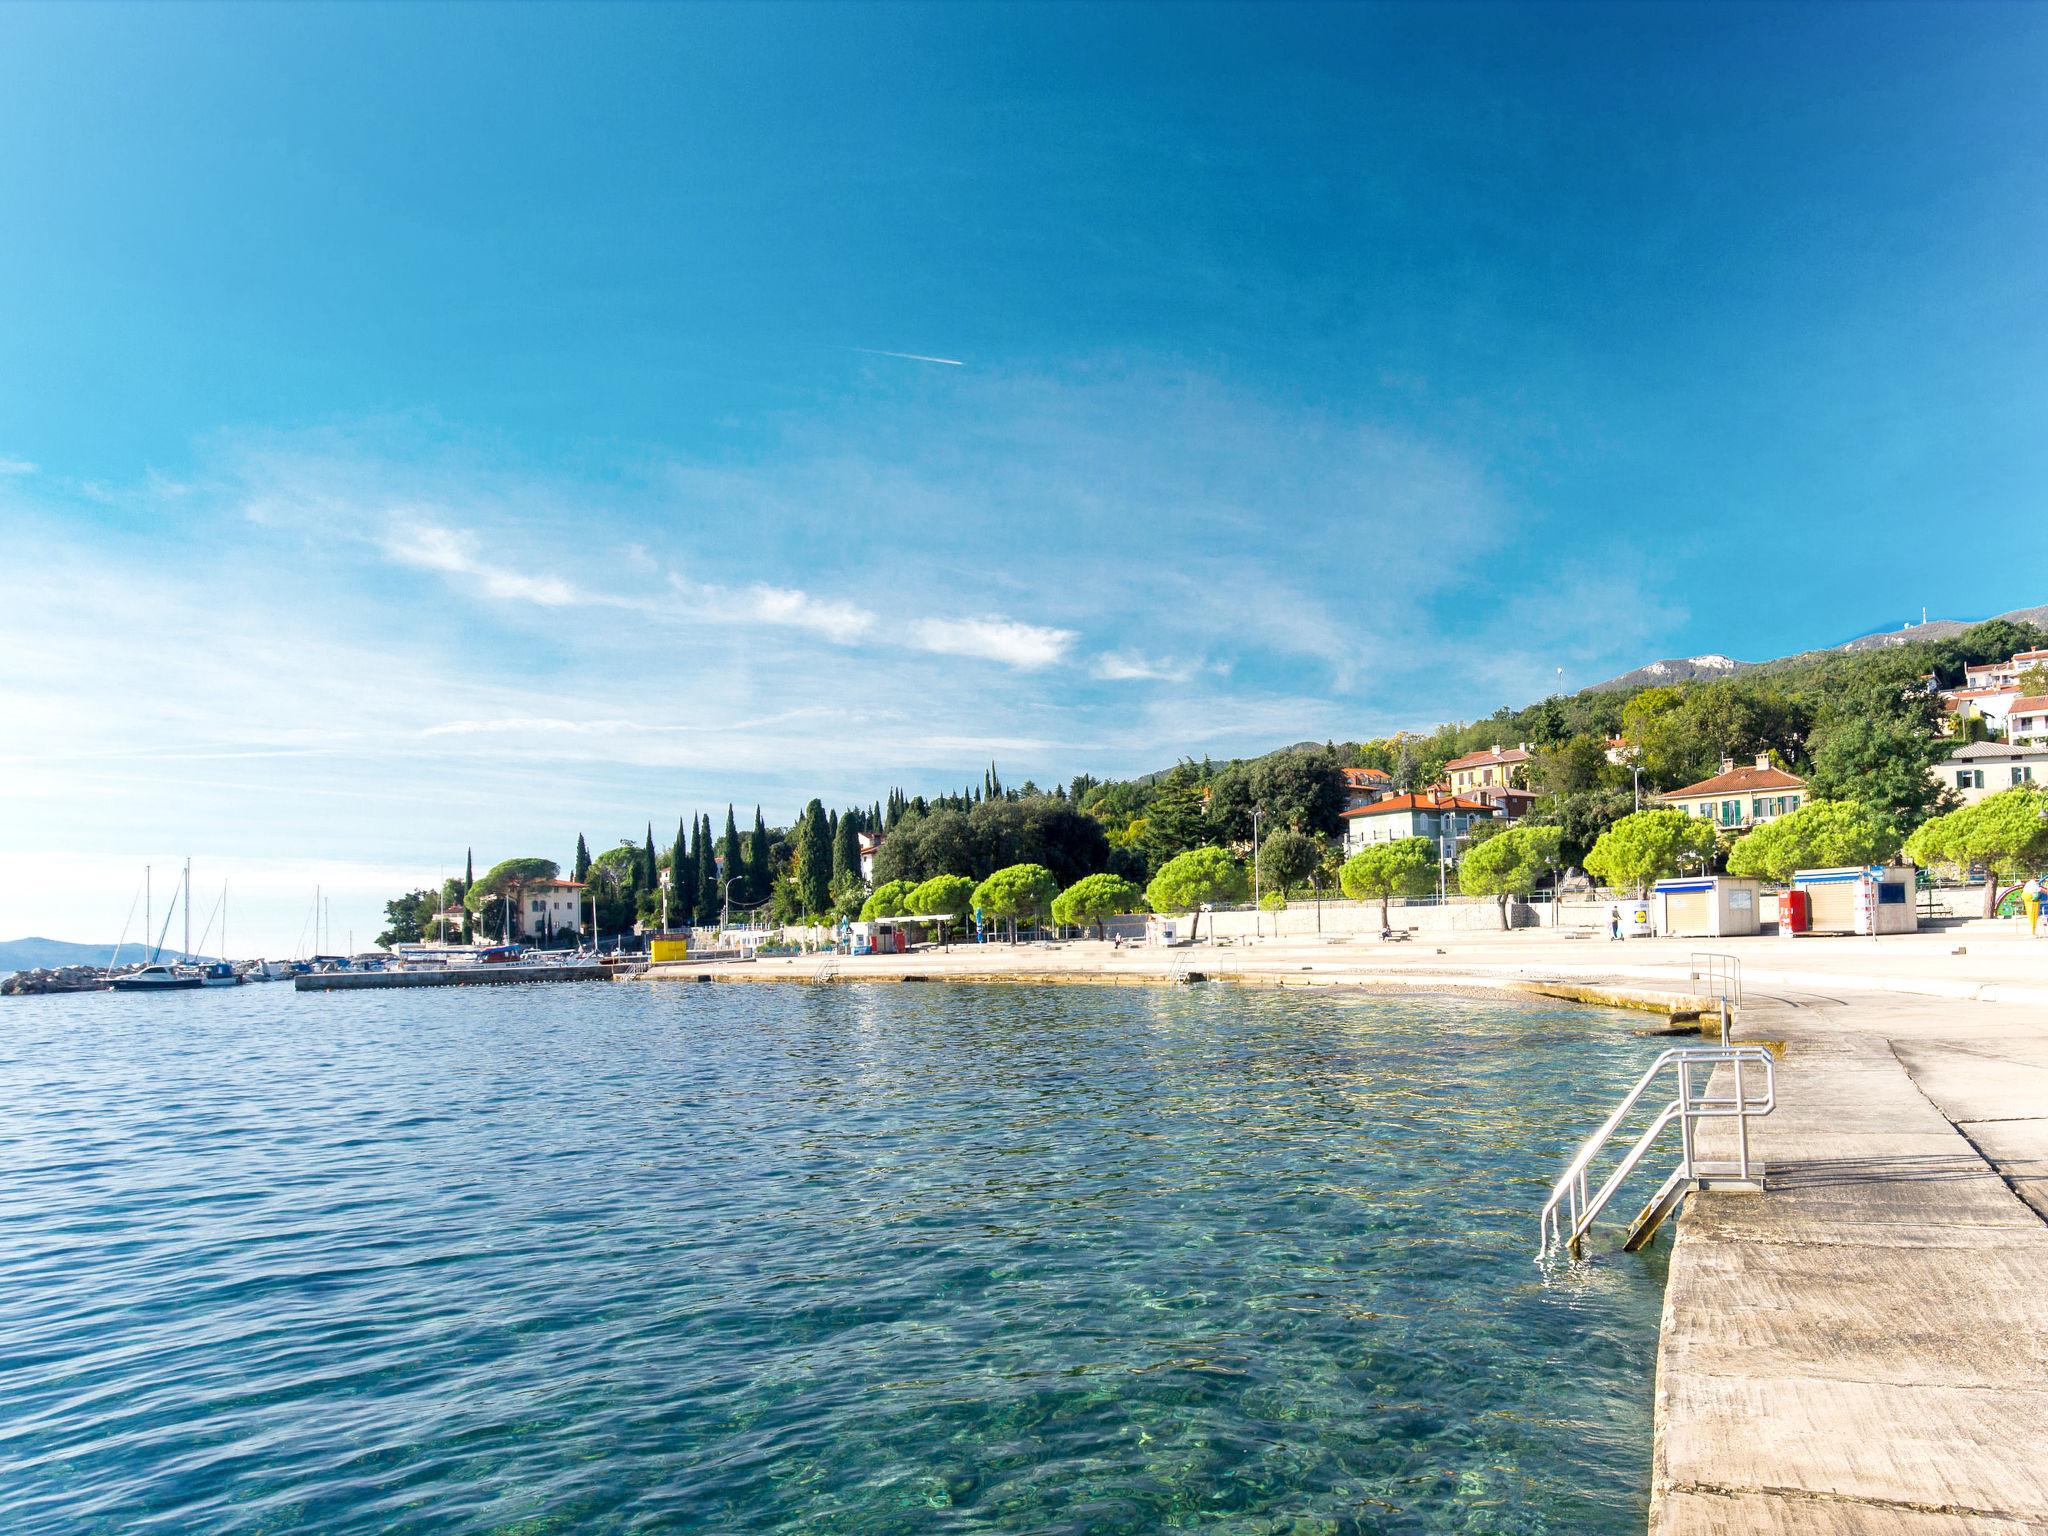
xmin=4 ymin=1 xmax=2047 ymax=952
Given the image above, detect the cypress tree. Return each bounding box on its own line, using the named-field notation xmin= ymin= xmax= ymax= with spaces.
xmin=720 ymin=806 xmax=743 ymax=911
xmin=697 ymin=813 xmax=718 ymax=922
xmin=574 ymin=834 xmax=591 ymax=883
xmin=643 ymin=825 xmax=657 ymax=892
xmin=796 ymin=799 xmax=831 ymax=916
xmin=679 ymin=823 xmax=704 ymax=933
xmin=832 ymin=808 xmax=859 ymax=883
xmin=464 ymin=847 xmax=473 ymax=894
xmin=749 ymin=807 xmax=770 ymax=903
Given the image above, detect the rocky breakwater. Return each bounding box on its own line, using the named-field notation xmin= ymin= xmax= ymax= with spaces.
xmin=2 ymin=965 xmax=110 ymax=996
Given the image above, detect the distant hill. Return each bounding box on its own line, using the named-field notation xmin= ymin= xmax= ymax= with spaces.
xmin=1588 ymin=601 xmax=2048 ymax=692
xmin=1586 ymin=653 xmax=1750 ymax=693
xmin=0 ymin=937 xmax=207 ymax=973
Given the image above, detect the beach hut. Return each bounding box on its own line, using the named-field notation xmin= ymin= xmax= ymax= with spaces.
xmin=1652 ymin=877 xmax=1761 ymax=938
xmin=1786 ymin=867 xmax=1917 ymax=936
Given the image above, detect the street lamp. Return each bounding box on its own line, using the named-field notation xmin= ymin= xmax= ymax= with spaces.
xmin=721 ymin=875 xmax=741 ymax=938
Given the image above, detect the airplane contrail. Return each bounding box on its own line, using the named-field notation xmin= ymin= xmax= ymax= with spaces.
xmin=848 ymin=347 xmax=965 ymax=367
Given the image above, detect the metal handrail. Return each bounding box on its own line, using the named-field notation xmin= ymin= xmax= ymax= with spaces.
xmin=1538 ymin=1045 xmax=1774 ymax=1259
xmin=1690 ymin=951 xmax=1742 ymax=1009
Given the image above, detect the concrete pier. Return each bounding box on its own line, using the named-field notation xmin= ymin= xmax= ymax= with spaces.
xmin=294 ymin=962 xmax=612 ymax=991
xmin=1650 ymin=992 xmax=2048 ymax=1534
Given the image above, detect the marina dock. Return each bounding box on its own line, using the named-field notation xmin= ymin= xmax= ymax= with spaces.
xmin=294 ymin=962 xmax=614 ymax=991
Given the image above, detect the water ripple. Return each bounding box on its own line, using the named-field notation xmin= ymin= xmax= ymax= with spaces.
xmin=0 ymin=982 xmax=1666 ymax=1534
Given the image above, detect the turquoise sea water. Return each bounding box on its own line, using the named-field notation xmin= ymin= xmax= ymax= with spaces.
xmin=0 ymin=982 xmax=1667 ymax=1534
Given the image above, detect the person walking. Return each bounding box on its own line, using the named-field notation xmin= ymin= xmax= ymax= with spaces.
xmin=1609 ymin=901 xmax=1623 ymax=941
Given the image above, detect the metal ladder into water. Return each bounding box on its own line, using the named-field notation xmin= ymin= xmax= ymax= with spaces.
xmin=1537 ymin=1039 xmax=1775 ymax=1260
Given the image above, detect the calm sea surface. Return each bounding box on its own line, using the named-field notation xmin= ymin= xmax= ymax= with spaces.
xmin=0 ymin=981 xmax=1668 ymax=1535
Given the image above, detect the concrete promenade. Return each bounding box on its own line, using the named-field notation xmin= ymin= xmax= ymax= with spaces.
xmin=1652 ymin=989 xmax=2048 ymax=1535
xmin=646 ymin=922 xmax=2048 ymax=1529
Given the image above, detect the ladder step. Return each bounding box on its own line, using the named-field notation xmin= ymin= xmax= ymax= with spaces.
xmin=1622 ymin=1173 xmax=1690 ymax=1251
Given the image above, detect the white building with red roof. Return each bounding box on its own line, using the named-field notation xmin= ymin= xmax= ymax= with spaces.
xmin=2007 ymin=696 xmax=2048 ymax=746
xmin=1341 ymin=792 xmax=1497 ymax=855
xmin=1659 ymin=756 xmax=1806 ymax=832
xmin=1338 ymin=765 xmax=1393 ymax=813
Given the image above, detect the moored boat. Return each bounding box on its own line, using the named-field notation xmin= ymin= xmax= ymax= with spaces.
xmin=111 ymin=964 xmax=203 ymax=992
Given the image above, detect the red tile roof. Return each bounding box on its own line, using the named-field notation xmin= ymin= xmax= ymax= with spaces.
xmin=1341 ymin=766 xmax=1391 ymax=785
xmin=1664 ymin=765 xmax=1805 ymax=798
xmin=1342 ymin=793 xmax=1496 ymax=818
xmin=1444 ymin=746 xmax=1530 ymax=772
xmin=2012 ymin=695 xmax=2048 ymax=714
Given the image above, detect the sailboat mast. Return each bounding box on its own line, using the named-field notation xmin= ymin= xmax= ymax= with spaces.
xmin=145 ymin=866 xmax=153 ymax=962
xmin=183 ymin=859 xmax=191 ymax=964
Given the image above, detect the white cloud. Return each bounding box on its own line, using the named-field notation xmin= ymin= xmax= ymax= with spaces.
xmin=382 ymin=521 xmax=586 ymax=607
xmin=1092 ymin=650 xmax=1197 ymax=683
xmin=0 ymin=456 xmax=36 ymax=475
xmin=907 ymin=616 xmax=1077 ymax=669
xmin=740 ymin=583 xmax=878 ymax=642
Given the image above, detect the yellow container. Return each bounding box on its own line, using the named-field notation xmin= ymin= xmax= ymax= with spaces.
xmin=649 ymin=934 xmax=690 ymax=962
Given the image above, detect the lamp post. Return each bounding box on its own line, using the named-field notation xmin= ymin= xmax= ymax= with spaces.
xmin=721 ymin=875 xmax=740 ymax=939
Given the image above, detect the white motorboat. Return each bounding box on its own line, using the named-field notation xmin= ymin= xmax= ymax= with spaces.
xmin=111 ymin=964 xmax=202 ymax=992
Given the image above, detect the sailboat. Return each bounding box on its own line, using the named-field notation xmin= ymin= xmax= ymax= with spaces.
xmin=112 ymin=859 xmax=205 ymax=992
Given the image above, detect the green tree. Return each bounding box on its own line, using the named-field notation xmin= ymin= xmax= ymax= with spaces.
xmin=1051 ymin=872 xmax=1147 ymax=938
xmin=1338 ymin=838 xmax=1435 ymax=927
xmin=749 ymin=807 xmax=772 ymax=904
xmin=1259 ymin=828 xmax=1323 ymax=899
xmin=794 ymin=799 xmax=831 ymax=917
xmin=679 ymin=823 xmax=704 ymax=933
xmin=1584 ymin=810 xmax=1717 ymax=894
xmin=1141 ymin=764 xmax=1212 ymax=872
xmin=832 ymin=809 xmax=860 ymax=884
xmin=697 ymin=812 xmax=719 ymax=923
xmin=905 ymin=874 xmax=976 ymax=935
xmin=859 ymin=879 xmax=918 ymax=920
xmin=971 ymin=863 xmax=1060 ymax=942
xmin=1526 ymin=785 xmax=1636 ymax=872
xmin=1806 ymin=717 xmax=1944 ymax=840
xmin=1144 ymin=847 xmax=1248 ymax=943
xmin=1457 ymin=824 xmax=1564 ymax=929
xmin=573 ymin=834 xmax=591 ymax=884
xmin=720 ymin=807 xmax=744 ymax=911
xmin=1906 ymin=786 xmax=2048 ymax=914
xmin=375 ymin=889 xmax=437 ymax=948
xmin=1726 ymin=800 xmax=1900 ymax=882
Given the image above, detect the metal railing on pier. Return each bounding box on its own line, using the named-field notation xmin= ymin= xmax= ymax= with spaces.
xmin=1538 ymin=1044 xmax=1774 ymax=1261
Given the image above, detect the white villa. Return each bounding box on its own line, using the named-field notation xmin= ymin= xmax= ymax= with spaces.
xmin=1340 ymin=792 xmax=1496 ymax=855
xmin=510 ymin=878 xmax=585 ymax=942
xmin=1932 ymin=741 xmax=2048 ymax=805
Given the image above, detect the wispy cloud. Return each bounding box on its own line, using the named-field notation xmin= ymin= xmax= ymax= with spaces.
xmin=1091 ymin=650 xmax=1198 ymax=683
xmin=908 ymin=616 xmax=1077 ymax=670
xmin=382 ymin=521 xmax=588 ymax=607
xmin=0 ymin=456 xmax=38 ymax=476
